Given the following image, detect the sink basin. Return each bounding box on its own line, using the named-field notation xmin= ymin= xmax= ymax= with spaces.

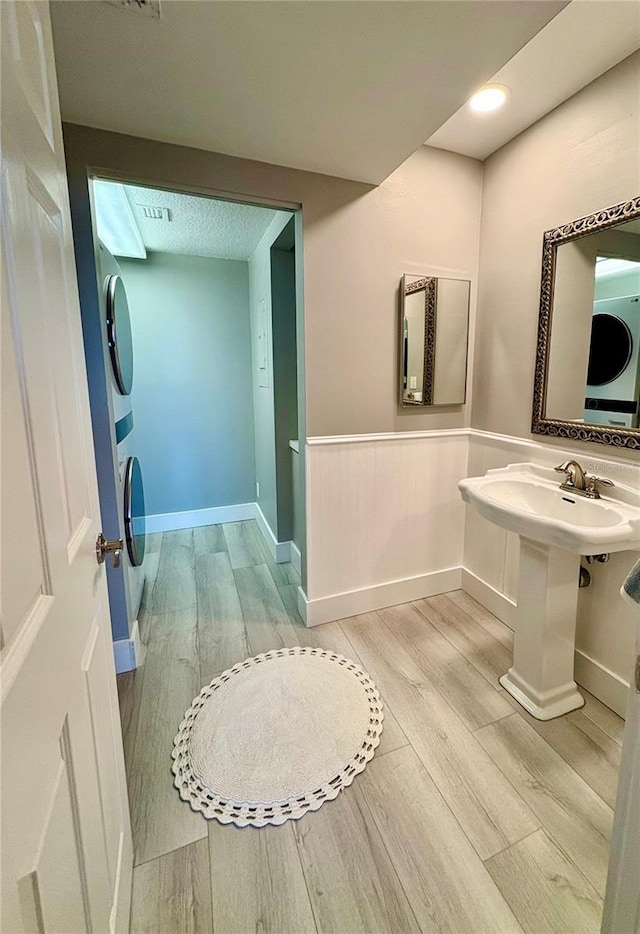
xmin=459 ymin=462 xmax=640 ymax=720
xmin=459 ymin=463 xmax=640 ymax=554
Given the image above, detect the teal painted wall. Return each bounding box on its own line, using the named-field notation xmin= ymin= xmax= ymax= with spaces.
xmin=119 ymin=252 xmax=255 ymax=517
xmin=271 ymin=242 xmax=298 ymax=543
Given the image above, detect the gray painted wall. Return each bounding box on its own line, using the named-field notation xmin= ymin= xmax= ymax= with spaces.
xmin=118 ymin=252 xmax=255 ymax=517
xmin=62 ymin=124 xmax=482 ymax=437
xmin=473 ymin=51 xmax=640 ymax=444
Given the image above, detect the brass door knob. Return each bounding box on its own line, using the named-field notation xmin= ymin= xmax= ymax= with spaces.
xmin=96 ymin=533 xmax=124 ymax=568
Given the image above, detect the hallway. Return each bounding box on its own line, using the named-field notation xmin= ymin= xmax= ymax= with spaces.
xmin=118 ymin=521 xmax=623 ymax=934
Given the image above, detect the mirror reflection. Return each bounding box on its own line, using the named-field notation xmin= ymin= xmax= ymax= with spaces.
xmin=546 ymin=217 xmax=640 ymax=430
xmin=400 ymin=275 xmax=470 ymax=407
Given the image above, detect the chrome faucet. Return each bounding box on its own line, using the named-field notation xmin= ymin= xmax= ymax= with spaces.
xmin=554 ymin=460 xmax=614 ymax=499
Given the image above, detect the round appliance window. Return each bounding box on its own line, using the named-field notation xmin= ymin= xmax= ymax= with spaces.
xmin=587 ymin=314 xmax=633 ymax=386
xmin=124 ymin=456 xmax=146 ymax=567
xmin=106 ymin=275 xmax=134 ymax=395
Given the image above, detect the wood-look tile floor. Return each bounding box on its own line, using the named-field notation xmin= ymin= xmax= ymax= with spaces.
xmin=117 ymin=522 xmax=625 ymax=934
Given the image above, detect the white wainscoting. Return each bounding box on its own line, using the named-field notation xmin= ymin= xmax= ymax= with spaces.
xmin=464 ymin=430 xmax=639 ymax=716
xmin=302 ymin=427 xmax=638 ymax=715
xmin=303 ymin=430 xmax=469 ymax=626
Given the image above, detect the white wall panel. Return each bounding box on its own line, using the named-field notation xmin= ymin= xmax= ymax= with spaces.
xmin=306 ymin=432 xmax=468 ymax=603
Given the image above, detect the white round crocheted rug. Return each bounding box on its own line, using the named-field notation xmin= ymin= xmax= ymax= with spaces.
xmin=172 ymin=646 xmax=383 ymax=828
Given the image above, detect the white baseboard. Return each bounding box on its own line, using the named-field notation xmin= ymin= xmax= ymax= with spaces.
xmin=574 ymin=649 xmax=630 ymax=718
xmin=254 ymin=503 xmax=291 ymax=564
xmin=144 ymin=501 xmax=297 ymax=565
xmin=301 ymin=567 xmax=463 ymax=627
xmin=461 ymin=569 xmax=517 ymax=629
xmin=297 ymin=586 xmax=308 ymax=624
xmin=145 ymin=502 xmax=257 ymax=533
xmin=461 ymin=567 xmax=630 ymax=718
xmin=290 ymin=541 xmax=302 ymax=575
xmin=113 ymin=618 xmax=145 ymax=674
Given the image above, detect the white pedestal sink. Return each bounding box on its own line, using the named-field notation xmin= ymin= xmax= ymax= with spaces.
xmin=459 ymin=463 xmax=640 ymax=720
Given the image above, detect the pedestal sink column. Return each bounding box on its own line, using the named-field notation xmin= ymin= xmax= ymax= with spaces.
xmin=500 ymin=537 xmax=585 ymax=720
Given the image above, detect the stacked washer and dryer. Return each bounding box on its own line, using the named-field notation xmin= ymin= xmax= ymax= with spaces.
xmin=99 ymin=242 xmax=147 ymax=652
xmin=585 ymin=292 xmax=640 ymax=429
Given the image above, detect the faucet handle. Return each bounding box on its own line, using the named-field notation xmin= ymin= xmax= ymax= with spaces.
xmin=554 ymin=461 xmax=580 ymax=480
xmin=585 ymin=475 xmax=614 ymax=497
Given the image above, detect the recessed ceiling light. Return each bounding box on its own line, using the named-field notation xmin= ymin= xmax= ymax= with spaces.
xmin=468 ymin=85 xmax=509 ymax=114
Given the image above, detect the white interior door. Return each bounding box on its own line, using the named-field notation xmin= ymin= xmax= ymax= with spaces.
xmin=1 ymin=2 xmax=133 ymax=931
xmin=602 ymin=612 xmax=640 ymax=933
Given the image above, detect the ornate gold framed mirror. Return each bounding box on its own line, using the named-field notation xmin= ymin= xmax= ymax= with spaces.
xmin=532 ymin=197 xmax=640 ymax=450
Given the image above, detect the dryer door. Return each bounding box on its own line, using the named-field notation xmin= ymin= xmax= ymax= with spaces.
xmin=124 ymin=456 xmax=146 ymax=567
xmin=587 ymin=313 xmax=633 ymax=386
xmin=106 ymin=274 xmax=134 ymax=395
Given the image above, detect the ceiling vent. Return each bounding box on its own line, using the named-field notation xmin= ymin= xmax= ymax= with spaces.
xmin=104 ymin=1 xmax=161 ymax=19
xmin=139 ymin=205 xmax=171 ymax=221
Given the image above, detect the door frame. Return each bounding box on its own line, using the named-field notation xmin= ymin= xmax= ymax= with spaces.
xmin=65 ymin=158 xmax=308 ymax=607
xmin=602 ymin=612 xmax=640 ymax=933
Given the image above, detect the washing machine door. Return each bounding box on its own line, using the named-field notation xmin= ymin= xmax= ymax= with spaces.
xmin=106 ymin=274 xmax=134 ymax=395
xmin=124 ymin=456 xmax=146 ymax=567
xmin=587 ymin=313 xmax=633 ymax=386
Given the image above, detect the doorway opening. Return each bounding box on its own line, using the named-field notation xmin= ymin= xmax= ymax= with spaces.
xmin=72 ymin=177 xmax=306 ymax=673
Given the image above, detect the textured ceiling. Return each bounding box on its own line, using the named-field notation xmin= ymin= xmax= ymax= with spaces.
xmin=50 ymin=0 xmax=567 ymax=185
xmin=119 ymin=184 xmax=279 ymax=260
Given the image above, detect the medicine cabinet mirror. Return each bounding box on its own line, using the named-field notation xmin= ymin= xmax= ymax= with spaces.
xmin=532 ymin=197 xmax=640 ymax=450
xmin=400 ymin=275 xmax=470 ymax=407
